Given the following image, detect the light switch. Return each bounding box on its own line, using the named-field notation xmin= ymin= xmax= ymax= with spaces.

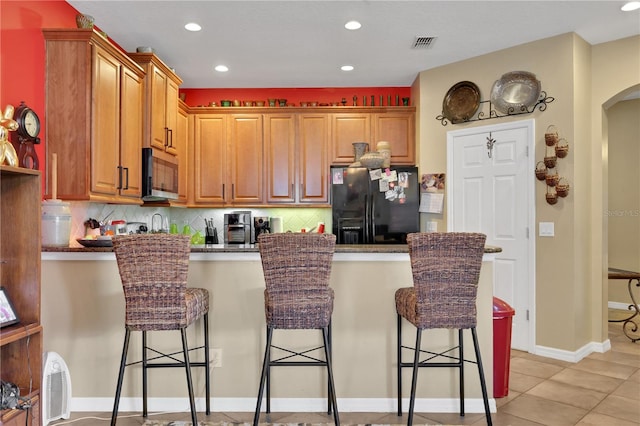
xmin=427 ymin=221 xmax=438 ymax=233
xmin=539 ymin=222 xmax=555 ymax=237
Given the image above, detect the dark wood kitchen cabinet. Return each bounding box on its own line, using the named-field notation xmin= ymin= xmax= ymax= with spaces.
xmin=0 ymin=166 xmax=42 ymax=426
xmin=264 ymin=113 xmax=329 ymax=204
xmin=129 ymin=53 xmax=182 ymax=156
xmin=43 ymin=28 xmax=145 ymax=204
xmin=190 ymin=114 xmax=263 ymax=206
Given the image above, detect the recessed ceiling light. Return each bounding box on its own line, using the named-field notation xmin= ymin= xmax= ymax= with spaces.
xmin=621 ymin=1 xmax=640 ymax=11
xmin=185 ymin=22 xmax=202 ymax=31
xmin=214 ymin=65 xmax=229 ymax=72
xmin=341 ymin=65 xmax=354 ymax=71
xmin=344 ymin=20 xmax=362 ymax=30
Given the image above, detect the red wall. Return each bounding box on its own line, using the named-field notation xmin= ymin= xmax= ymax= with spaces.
xmin=181 ymin=87 xmax=411 ymax=107
xmin=1 ymin=0 xmax=79 ymax=195
xmin=1 ymin=1 xmax=410 ymax=197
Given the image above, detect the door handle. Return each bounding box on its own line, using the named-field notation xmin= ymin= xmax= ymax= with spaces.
xmin=123 ymin=167 xmax=129 ymax=190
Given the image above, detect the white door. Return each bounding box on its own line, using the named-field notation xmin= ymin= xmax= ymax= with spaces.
xmin=447 ymin=120 xmax=536 ymax=351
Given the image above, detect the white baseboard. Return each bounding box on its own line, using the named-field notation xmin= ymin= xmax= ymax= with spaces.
xmin=72 ymin=397 xmax=497 ymax=414
xmin=534 ymin=339 xmax=611 ymax=363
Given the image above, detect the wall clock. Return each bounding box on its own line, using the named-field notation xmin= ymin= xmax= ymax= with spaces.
xmin=13 ymin=101 xmax=40 ymax=169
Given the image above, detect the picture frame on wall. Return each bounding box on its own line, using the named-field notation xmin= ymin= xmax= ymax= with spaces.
xmin=0 ymin=287 xmax=19 ymax=328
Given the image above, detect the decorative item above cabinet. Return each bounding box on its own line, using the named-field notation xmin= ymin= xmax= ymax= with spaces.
xmin=128 ymin=52 xmax=183 ymax=156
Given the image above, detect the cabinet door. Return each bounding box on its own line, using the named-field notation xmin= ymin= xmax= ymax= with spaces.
xmin=164 ymin=78 xmax=179 ymax=156
xmin=193 ymin=115 xmax=227 ymax=205
xmin=228 ymin=115 xmax=263 ymax=204
xmin=91 ymin=46 xmax=120 ymax=197
xmin=150 ymin=65 xmax=169 ymax=152
xmin=264 ymin=114 xmax=296 ymax=203
xmin=298 ymin=114 xmax=329 ymax=204
xmin=373 ymin=112 xmax=415 ymax=165
xmin=175 ymin=104 xmax=189 ymax=202
xmin=331 ymin=113 xmax=371 ymax=164
xmin=119 ymin=65 xmax=143 ymax=199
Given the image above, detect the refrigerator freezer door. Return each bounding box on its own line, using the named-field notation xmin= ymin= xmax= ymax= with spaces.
xmin=331 ymin=167 xmax=371 ymax=244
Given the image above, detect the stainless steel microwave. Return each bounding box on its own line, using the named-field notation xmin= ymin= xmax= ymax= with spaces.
xmin=142 ymin=148 xmax=179 ymax=201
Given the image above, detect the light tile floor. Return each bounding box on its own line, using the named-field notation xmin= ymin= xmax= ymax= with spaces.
xmin=54 ymin=320 xmax=639 ymax=425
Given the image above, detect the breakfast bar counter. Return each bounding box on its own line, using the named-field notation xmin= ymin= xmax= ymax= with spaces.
xmin=41 ymin=244 xmax=498 ymax=414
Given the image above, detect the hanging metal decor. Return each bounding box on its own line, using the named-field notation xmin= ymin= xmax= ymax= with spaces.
xmin=486 ymin=132 xmax=496 ymax=158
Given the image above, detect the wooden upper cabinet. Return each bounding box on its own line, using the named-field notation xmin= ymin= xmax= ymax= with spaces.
xmin=91 ymin=45 xmax=121 ymax=196
xmin=330 ymin=113 xmax=371 ymax=164
xmin=228 ymin=114 xmax=263 ymax=204
xmin=264 ymin=114 xmax=296 ymax=203
xmin=372 ymin=111 xmax=415 ymax=165
xmin=129 ymin=53 xmax=182 ymax=156
xmin=43 ymin=28 xmax=145 ymax=203
xmin=173 ymin=101 xmax=189 ymax=203
xmin=191 ymin=114 xmax=227 ymax=205
xmin=298 ymin=114 xmax=329 ymax=203
xmin=264 ymin=113 xmax=328 ymax=205
xmin=190 ymin=113 xmax=263 ymax=206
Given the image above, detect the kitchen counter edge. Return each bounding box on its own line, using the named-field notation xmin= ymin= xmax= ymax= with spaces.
xmin=42 ymin=244 xmax=501 ymax=262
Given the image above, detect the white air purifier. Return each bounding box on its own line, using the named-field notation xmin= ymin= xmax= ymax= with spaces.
xmin=42 ymin=351 xmax=72 ymax=425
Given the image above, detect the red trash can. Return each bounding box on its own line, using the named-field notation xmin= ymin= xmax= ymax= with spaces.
xmin=493 ymin=297 xmax=515 ymax=398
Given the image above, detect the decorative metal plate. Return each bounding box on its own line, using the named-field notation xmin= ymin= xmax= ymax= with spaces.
xmin=442 ymin=81 xmax=481 ymax=124
xmin=491 ymin=71 xmax=541 ymax=114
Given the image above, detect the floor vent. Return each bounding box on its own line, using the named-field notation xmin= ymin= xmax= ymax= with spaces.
xmin=413 ymin=36 xmax=437 ymax=49
xmin=42 ymin=351 xmax=72 ymax=425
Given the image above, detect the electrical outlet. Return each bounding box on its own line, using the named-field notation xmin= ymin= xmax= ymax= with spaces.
xmin=211 ymin=348 xmax=222 ymax=368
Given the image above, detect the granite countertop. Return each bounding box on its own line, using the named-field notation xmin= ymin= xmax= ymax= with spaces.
xmin=43 ymin=244 xmax=502 ymax=254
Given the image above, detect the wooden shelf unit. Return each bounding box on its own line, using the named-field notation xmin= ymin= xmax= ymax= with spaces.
xmin=0 ymin=166 xmax=42 ymax=426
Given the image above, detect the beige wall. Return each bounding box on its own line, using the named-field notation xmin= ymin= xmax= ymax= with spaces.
xmin=607 ymin=99 xmax=640 ymax=302
xmin=412 ymin=33 xmax=640 ymax=351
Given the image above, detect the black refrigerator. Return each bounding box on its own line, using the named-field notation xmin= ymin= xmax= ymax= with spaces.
xmin=331 ymin=166 xmax=420 ymax=244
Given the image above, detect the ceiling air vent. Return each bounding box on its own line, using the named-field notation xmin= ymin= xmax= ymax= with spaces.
xmin=413 ymin=36 xmax=437 ymax=49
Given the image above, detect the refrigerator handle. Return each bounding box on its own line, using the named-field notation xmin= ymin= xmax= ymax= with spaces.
xmin=363 ymin=194 xmax=369 ymax=243
xmin=370 ymin=195 xmax=375 ymax=243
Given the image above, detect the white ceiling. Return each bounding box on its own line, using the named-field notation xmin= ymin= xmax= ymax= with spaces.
xmin=67 ymin=0 xmax=640 ymax=89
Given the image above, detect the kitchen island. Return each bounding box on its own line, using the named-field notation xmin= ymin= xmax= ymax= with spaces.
xmin=41 ymin=244 xmax=499 ymax=414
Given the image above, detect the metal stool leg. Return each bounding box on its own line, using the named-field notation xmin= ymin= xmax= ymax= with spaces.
xmin=327 ymin=322 xmax=333 ymax=415
xmin=142 ymin=331 xmax=148 ymax=417
xmin=254 ymin=327 xmax=273 ymax=426
xmin=397 ymin=314 xmax=403 ymax=416
xmin=459 ymin=328 xmax=465 ymax=416
xmin=204 ymin=312 xmax=211 ymax=415
xmin=111 ymin=329 xmax=130 ymax=426
xmin=266 ymin=327 xmax=272 ymax=414
xmin=181 ymin=329 xmax=198 ymax=426
xmin=471 ymin=327 xmax=493 ymax=426
xmin=407 ymin=328 xmax=422 ymax=426
xmin=322 ymin=327 xmax=339 ymax=426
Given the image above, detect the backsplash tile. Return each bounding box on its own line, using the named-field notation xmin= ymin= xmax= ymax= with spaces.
xmin=68 ymin=202 xmax=332 ymax=247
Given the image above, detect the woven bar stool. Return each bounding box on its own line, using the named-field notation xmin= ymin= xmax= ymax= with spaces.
xmin=110 ymin=234 xmax=210 ymax=426
xmin=253 ymin=233 xmax=339 ymax=426
xmin=396 ymin=232 xmax=492 ymax=426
